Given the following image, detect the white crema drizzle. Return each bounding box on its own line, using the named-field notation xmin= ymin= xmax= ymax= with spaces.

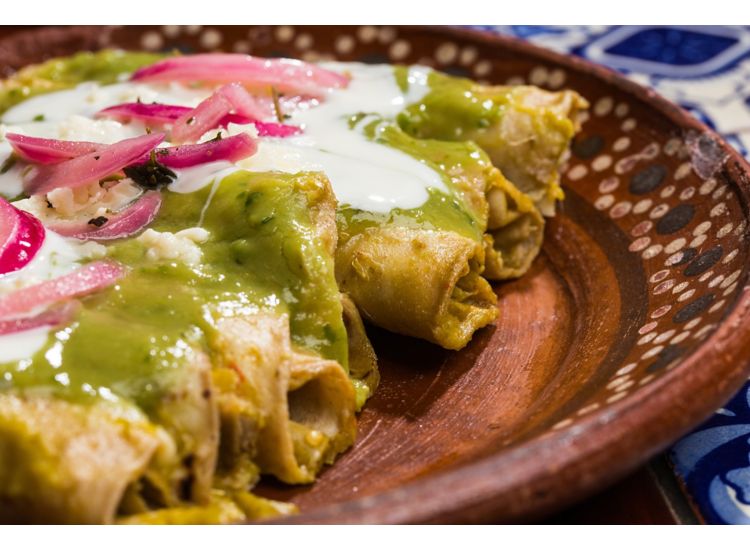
xmin=239 ymin=62 xmax=443 ymax=212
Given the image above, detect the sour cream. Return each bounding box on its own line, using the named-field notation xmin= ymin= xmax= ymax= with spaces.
xmin=239 ymin=63 xmax=443 ymax=212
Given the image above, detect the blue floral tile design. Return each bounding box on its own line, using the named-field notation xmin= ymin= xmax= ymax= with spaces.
xmin=604 ymin=28 xmax=737 ymax=66
xmin=671 ymin=386 xmax=750 ymax=524
xmin=478 ymin=25 xmax=750 ymax=524
xmin=580 ymin=26 xmax=750 ymax=78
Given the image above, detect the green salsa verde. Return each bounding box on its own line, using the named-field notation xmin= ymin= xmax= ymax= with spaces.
xmin=0 ymin=171 xmax=348 ymax=414
xmin=395 ymin=67 xmax=576 ymax=144
xmin=0 ymin=51 xmax=513 ymax=412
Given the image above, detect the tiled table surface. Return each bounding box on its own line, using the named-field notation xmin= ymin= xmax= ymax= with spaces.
xmin=481 ymin=25 xmax=750 ymax=524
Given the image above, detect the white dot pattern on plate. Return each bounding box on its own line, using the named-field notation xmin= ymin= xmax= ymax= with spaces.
xmin=553 ymin=109 xmax=748 ymax=418
xmin=672 ymin=281 xmax=689 ymax=294
xmin=613 ymin=136 xmax=631 ymax=152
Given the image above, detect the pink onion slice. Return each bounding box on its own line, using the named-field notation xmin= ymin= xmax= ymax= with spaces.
xmin=148 ymin=134 xmax=257 ymax=169
xmin=98 ymin=81 xmax=301 ymax=142
xmin=96 ymin=102 xmax=191 ymax=125
xmin=23 ymin=133 xmax=166 ymax=196
xmin=5 ymin=133 xmax=102 ymax=165
xmin=170 ymin=83 xmax=302 ymax=143
xmin=217 ymin=83 xmax=273 ymax=120
xmin=0 ymin=260 xmax=125 ymax=319
xmin=46 ymin=190 xmax=162 ymax=241
xmin=219 ymin=113 xmax=253 ymax=126
xmin=0 ymin=300 xmax=80 ymax=335
xmin=253 ymin=121 xmax=302 ymax=138
xmin=97 ymin=101 xmax=247 ymax=128
xmin=171 ymin=92 xmax=233 ymax=144
xmin=131 ymin=53 xmax=349 ymax=96
xmin=0 ymin=198 xmax=45 ymax=276
xmin=99 ymin=104 xmax=301 ymax=139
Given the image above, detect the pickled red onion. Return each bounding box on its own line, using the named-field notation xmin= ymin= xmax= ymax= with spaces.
xmin=46 ymin=191 xmax=162 ymax=241
xmin=171 ymin=91 xmax=234 ymax=144
xmin=23 ymin=133 xmax=166 ymax=195
xmin=144 ymin=134 xmax=257 ymax=169
xmin=0 ymin=300 xmax=80 ymax=335
xmin=0 ymin=261 xmax=125 ymax=319
xmin=96 ymin=102 xmax=192 ymax=125
xmin=5 ymin=133 xmax=102 ymax=165
xmin=130 ymin=53 xmax=349 ymax=96
xmin=97 ymin=101 xmax=300 ymax=139
xmin=0 ymin=197 xmax=45 ymax=276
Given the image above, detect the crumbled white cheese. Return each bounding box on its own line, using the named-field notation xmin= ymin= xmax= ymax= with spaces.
xmin=237 ymin=139 xmax=316 ymax=174
xmin=198 ymin=122 xmax=259 ymax=144
xmin=136 ymin=227 xmax=210 ymax=266
xmin=16 ymin=180 xmax=142 ymax=221
xmin=57 ymin=114 xmax=143 ymax=143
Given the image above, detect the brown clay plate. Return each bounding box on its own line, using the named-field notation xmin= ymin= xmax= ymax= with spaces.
xmin=2 ymin=25 xmax=750 ymax=524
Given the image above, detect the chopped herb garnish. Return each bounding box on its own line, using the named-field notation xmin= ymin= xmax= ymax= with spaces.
xmin=123 ymin=150 xmax=177 ymax=190
xmin=244 ymin=191 xmax=262 ymax=208
xmin=260 ymin=215 xmax=274 ymax=224
xmin=93 ymin=155 xmax=101 ymax=161
xmin=186 ymin=116 xmax=196 ymax=125
xmin=208 ymin=132 xmax=223 ymax=142
xmin=323 ymin=323 xmax=337 ymax=343
xmin=145 ymin=127 xmax=152 ymax=134
xmin=46 ymin=198 xmax=53 ymax=209
xmin=32 ymin=114 xmax=45 ymax=122
xmin=0 ymin=154 xmax=17 ymax=174
xmin=99 ymin=174 xmax=124 ymax=188
xmin=348 ymin=112 xmax=370 ymax=129
xmin=88 ymin=216 xmax=108 ymax=227
xmin=270 ymin=86 xmax=284 ymax=123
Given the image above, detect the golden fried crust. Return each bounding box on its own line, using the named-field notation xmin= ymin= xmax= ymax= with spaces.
xmin=483 ymin=168 xmax=545 ymax=280
xmin=211 ymin=314 xmax=356 ymax=485
xmin=0 ymin=394 xmax=169 ymax=524
xmin=336 ymin=226 xmax=498 ymax=350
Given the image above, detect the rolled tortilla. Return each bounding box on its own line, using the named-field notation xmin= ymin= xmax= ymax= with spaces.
xmin=483 ymin=168 xmax=545 ymax=280
xmin=333 ymin=121 xmax=542 ymax=350
xmin=211 ymin=313 xmax=356 ymax=485
xmin=0 ymin=393 xmax=174 ymax=524
xmin=0 ymin=343 xmax=221 ymax=524
xmin=341 ymin=293 xmax=379 ymax=408
xmin=375 ymin=122 xmax=545 ymax=281
xmin=0 ymin=170 xmax=374 ymax=522
xmin=147 ymin=349 xmax=220 ymax=506
xmin=336 ymin=225 xmax=497 ymax=350
xmin=397 ymin=70 xmax=588 ymax=216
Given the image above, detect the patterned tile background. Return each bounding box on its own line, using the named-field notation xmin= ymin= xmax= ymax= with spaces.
xmin=478 ymin=25 xmax=750 ymax=525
